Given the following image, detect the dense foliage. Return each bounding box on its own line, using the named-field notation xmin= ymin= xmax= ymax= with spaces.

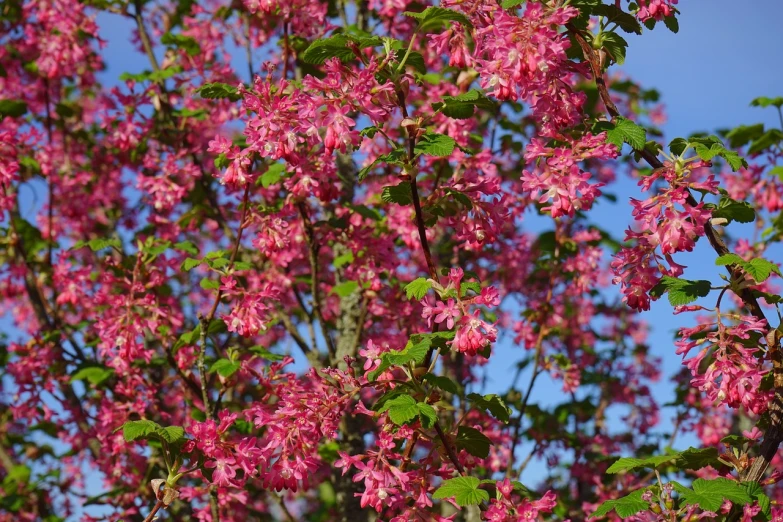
xmin=1 ymin=0 xmax=783 ymax=520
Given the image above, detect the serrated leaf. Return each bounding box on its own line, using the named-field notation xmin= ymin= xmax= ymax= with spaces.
xmin=301 ymin=35 xmax=356 ymax=64
xmin=210 ymin=358 xmax=241 ymax=378
xmin=331 ymin=280 xmax=360 ymax=297
xmin=71 ymin=366 xmax=114 ymax=386
xmin=743 ymin=481 xmax=771 ymax=519
xmin=0 ymin=99 xmax=28 ymax=118
xmin=196 ymin=82 xmax=241 ymax=101
xmin=600 ymin=32 xmax=628 ymax=65
xmin=751 ymin=96 xmax=783 ymax=109
xmin=456 ymin=426 xmax=491 ymax=459
xmin=74 ymin=237 xmax=121 ymax=252
xmin=403 ymin=7 xmax=472 ymax=32
xmin=160 ymin=32 xmax=200 ymax=56
xmin=466 ymin=393 xmax=511 ymax=423
xmin=748 ymin=129 xmax=783 ymax=155
xmin=603 ymin=117 xmax=646 ymax=150
xmin=676 ymin=447 xmax=720 ymax=470
xmin=669 ymin=137 xmax=688 ymax=156
xmin=713 ymin=197 xmax=756 ymax=224
xmin=333 ymin=251 xmax=354 ymax=268
xmin=415 ymin=132 xmax=456 ymax=157
xmin=121 ymin=420 xmax=161 ymax=442
xmin=663 ymin=15 xmax=679 ymax=33
xmin=260 ymin=163 xmax=285 ymax=188
xmin=174 ymin=241 xmax=199 ymax=256
xmin=154 ymin=426 xmax=185 ymax=444
xmin=380 ymin=395 xmax=419 ymax=425
xmin=200 ymin=278 xmax=220 ymax=290
xmin=382 ymin=183 xmax=413 ymax=205
xmin=249 ymin=345 xmax=284 ymax=361
xmin=745 ymin=258 xmax=781 ymax=283
xmin=590 ymin=489 xmax=649 ymax=518
xmin=716 ymin=253 xmax=745 ymax=266
xmin=181 ymin=257 xmax=202 ymax=271
xmin=590 ymin=4 xmax=642 ymax=34
xmin=677 ymin=478 xmax=751 ymax=512
xmin=649 ymin=276 xmax=711 ymax=306
xmin=405 ymin=277 xmax=432 ymax=300
xmin=422 ymin=373 xmax=459 ymax=394
xmin=606 ymin=454 xmax=678 ymax=474
xmin=433 ymin=476 xmax=488 ymax=507
xmin=416 ymin=403 xmax=438 ymax=428
xmin=726 ymin=123 xmax=765 ymax=149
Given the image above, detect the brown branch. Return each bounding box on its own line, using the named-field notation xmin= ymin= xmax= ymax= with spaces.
xmin=296 ymin=201 xmax=337 ymax=356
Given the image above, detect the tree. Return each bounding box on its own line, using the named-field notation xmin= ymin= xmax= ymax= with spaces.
xmin=1 ymin=0 xmax=782 ymax=520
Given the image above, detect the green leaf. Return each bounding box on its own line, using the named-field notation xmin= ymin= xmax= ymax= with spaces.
xmin=404 ymin=277 xmax=432 ymax=300
xmin=456 ymin=426 xmax=491 ymax=459
xmin=416 ymin=402 xmax=438 ymax=428
xmin=181 ymin=257 xmax=202 ymax=271
xmin=260 ymin=163 xmax=285 ymax=188
xmin=605 ymin=447 xmax=719 ymax=474
xmin=210 ymin=358 xmax=241 ymax=378
xmin=500 ymin=0 xmax=525 ymax=8
xmin=70 ymin=366 xmax=114 ymax=386
xmin=301 ymin=35 xmax=356 ymax=64
xmin=590 ymin=4 xmax=642 ymax=34
xmin=743 ymin=481 xmax=771 ymax=519
xmin=726 ymin=123 xmax=765 ymax=149
xmin=466 ymin=393 xmax=511 ymax=423
xmin=434 ymin=89 xmax=495 ymax=119
xmin=433 ymin=476 xmax=489 ymax=507
xmin=382 ymin=183 xmax=413 ymax=205
xmin=357 ymin=149 xmax=405 ymax=181
xmin=751 ymin=96 xmax=783 ymax=109
xmin=676 ymin=447 xmax=720 ymax=470
xmin=675 ymin=478 xmax=751 ymax=512
xmin=0 ymin=99 xmax=28 ymax=118
xmin=601 ymin=117 xmax=646 ymax=150
xmin=663 ymin=15 xmax=679 ymax=33
xmin=331 ymin=280 xmax=360 ymax=297
xmin=378 ymin=394 xmax=419 ymax=425
xmin=649 ymin=276 xmax=711 ymax=306
xmin=74 ymin=237 xmax=121 ymax=252
xmin=200 ymin=278 xmax=220 ymax=290
xmin=606 ymin=454 xmax=678 ymax=474
xmin=716 ymin=253 xmax=745 ymax=266
xmin=745 ymin=258 xmax=781 ymax=283
xmin=160 ymin=32 xmax=200 ymax=56
xmin=403 ymin=7 xmax=472 ymax=32
xmin=422 ymin=373 xmax=459 ymax=394
xmin=600 ymin=32 xmax=628 ymax=65
xmin=712 ymin=197 xmax=756 ymax=224
xmin=121 ymin=420 xmax=161 ymax=442
xmin=154 ymin=426 xmax=185 ymax=445
xmin=196 ymin=82 xmax=241 ymax=102
xmin=591 ymin=489 xmax=650 ymax=518
xmin=669 ymin=137 xmax=688 ymax=156
xmin=748 ymin=129 xmax=783 ymax=155
xmin=249 ymin=345 xmax=285 ymax=361
xmin=414 ymin=132 xmax=456 ymax=157
xmin=333 ymin=251 xmax=354 ymax=269
xmin=174 ymin=241 xmax=199 ymax=256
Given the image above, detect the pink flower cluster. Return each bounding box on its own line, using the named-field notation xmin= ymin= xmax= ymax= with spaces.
xmin=522 ymin=132 xmax=617 ymax=218
xmin=612 ymin=162 xmax=718 ymax=310
xmin=676 ymin=314 xmax=771 ymax=414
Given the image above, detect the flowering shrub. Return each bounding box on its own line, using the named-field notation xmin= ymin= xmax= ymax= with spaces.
xmin=1 ymin=0 xmax=782 ymax=521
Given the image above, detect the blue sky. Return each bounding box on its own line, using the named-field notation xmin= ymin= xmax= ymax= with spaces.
xmin=12 ymin=1 xmax=783 ymax=518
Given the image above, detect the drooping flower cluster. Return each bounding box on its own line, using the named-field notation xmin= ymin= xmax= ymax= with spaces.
xmin=612 ymin=161 xmax=718 ymax=310
xmin=676 ymin=314 xmax=771 ymax=414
